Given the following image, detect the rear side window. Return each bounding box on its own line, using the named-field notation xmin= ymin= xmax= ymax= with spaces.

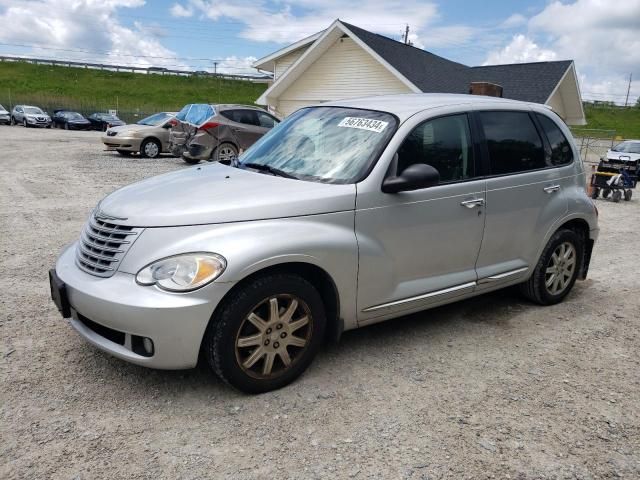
xmin=396 ymin=114 xmax=474 ymax=182
xmin=257 ymin=111 xmax=279 ymax=128
xmin=536 ymin=113 xmax=573 ymax=166
xmin=479 ymin=111 xmax=545 ymax=175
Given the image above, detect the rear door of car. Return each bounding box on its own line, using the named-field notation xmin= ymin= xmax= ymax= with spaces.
xmin=472 ymin=108 xmax=569 ymax=291
xmin=221 ymin=109 xmax=270 ymax=149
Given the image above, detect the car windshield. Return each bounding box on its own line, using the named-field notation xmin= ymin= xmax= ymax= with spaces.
xmin=67 ymin=112 xmax=84 ymax=120
xmin=0 ymin=104 xmax=6 ymax=111
xmin=238 ymin=107 xmax=398 ymax=184
xmin=612 ymin=141 xmax=640 ymax=154
xmin=100 ymin=114 xmax=119 ymax=121
xmin=137 ymin=112 xmax=171 ymax=126
xmin=25 ymin=107 xmax=44 ymax=114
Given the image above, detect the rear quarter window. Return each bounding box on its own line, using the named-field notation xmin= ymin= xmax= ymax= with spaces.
xmin=535 ymin=113 xmax=573 ymax=166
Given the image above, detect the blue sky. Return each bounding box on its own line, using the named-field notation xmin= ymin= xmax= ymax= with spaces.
xmin=0 ymin=0 xmax=638 ymax=104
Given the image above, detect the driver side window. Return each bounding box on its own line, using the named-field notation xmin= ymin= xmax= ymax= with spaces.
xmin=396 ymin=114 xmax=474 ymax=182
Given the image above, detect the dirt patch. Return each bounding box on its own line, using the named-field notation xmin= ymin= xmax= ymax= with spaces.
xmin=1 ymin=126 xmax=638 ymax=479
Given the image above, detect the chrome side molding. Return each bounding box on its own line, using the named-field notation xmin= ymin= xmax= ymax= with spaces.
xmin=477 ymin=266 xmax=529 ymax=284
xmin=362 ymin=281 xmax=476 ymax=312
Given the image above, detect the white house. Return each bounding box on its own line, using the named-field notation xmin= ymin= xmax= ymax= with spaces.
xmin=253 ymin=20 xmax=586 ymax=125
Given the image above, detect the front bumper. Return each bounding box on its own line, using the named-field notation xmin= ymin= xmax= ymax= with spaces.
xmin=101 ymin=135 xmax=142 ymax=151
xmin=26 ymin=118 xmax=51 ymax=127
xmin=55 ymin=243 xmax=234 ymax=369
xmin=0 ymin=114 xmax=9 ymax=124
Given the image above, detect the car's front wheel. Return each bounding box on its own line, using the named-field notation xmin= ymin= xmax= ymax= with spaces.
xmin=10 ymin=116 xmax=16 ymax=126
xmin=204 ymin=273 xmax=326 ymax=393
xmin=23 ymin=119 xmax=28 ymax=128
xmin=520 ymin=229 xmax=583 ymax=305
xmin=140 ymin=138 xmax=161 ymax=158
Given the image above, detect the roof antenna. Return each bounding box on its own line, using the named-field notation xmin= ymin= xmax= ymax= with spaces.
xmin=403 ymin=24 xmax=413 ymax=46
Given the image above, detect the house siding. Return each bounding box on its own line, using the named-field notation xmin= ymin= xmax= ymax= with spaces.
xmin=276 ymin=37 xmax=411 ymax=116
xmin=274 ymin=48 xmax=307 ymax=80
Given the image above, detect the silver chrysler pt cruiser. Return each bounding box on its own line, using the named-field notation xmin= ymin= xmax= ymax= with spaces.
xmin=50 ymin=94 xmax=598 ymax=393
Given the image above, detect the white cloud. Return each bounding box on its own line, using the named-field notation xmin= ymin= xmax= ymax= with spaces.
xmin=485 ymin=0 xmax=640 ymax=104
xmin=0 ymin=0 xmax=180 ymax=68
xmin=500 ymin=13 xmax=526 ymax=29
xmin=484 ymin=34 xmax=557 ymax=64
xmin=170 ymin=3 xmax=193 ymax=18
xmin=215 ymin=55 xmax=258 ymax=75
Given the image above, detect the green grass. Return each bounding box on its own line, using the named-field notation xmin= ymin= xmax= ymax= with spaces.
xmin=575 ymin=104 xmax=640 ymax=139
xmin=0 ymin=61 xmax=267 ymax=121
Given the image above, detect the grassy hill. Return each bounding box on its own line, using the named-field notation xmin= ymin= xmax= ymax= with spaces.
xmin=580 ymin=104 xmax=640 ymax=139
xmin=0 ymin=61 xmax=267 ymax=121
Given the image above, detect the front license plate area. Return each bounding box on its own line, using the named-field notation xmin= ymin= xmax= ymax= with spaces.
xmin=49 ymin=269 xmax=71 ymax=318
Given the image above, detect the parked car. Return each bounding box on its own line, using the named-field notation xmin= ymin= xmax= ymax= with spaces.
xmin=88 ymin=113 xmax=126 ymax=131
xmin=169 ymin=104 xmax=280 ymax=164
xmin=0 ymin=104 xmax=10 ymax=125
xmin=11 ymin=105 xmax=51 ymax=128
xmin=50 ymin=94 xmax=598 ymax=393
xmin=52 ymin=110 xmax=92 ymax=130
xmin=604 ymin=140 xmax=640 ymax=162
xmin=101 ymin=112 xmax=175 ymax=158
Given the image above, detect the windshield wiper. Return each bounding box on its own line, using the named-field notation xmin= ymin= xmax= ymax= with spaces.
xmin=242 ymin=162 xmax=299 ymax=179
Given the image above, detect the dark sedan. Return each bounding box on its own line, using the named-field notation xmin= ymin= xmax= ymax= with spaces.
xmin=52 ymin=111 xmax=92 ymax=130
xmin=88 ymin=113 xmax=126 ymax=131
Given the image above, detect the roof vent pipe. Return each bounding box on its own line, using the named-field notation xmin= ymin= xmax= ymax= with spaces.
xmin=469 ymin=82 xmax=503 ymax=97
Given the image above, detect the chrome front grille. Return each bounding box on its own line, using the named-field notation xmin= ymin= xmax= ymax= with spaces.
xmin=75 ymin=216 xmax=141 ymax=277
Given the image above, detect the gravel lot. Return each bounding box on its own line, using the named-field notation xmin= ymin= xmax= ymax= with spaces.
xmin=1 ymin=126 xmax=639 ymax=479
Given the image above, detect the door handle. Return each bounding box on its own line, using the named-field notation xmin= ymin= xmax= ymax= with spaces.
xmin=543 ymin=185 xmax=561 ymax=194
xmin=460 ymin=198 xmax=485 ymax=208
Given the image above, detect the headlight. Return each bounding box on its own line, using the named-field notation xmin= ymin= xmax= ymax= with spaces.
xmin=136 ymin=253 xmax=226 ymax=292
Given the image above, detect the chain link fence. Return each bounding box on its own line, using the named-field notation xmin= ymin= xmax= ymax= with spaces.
xmin=570 ymin=128 xmax=620 ymax=167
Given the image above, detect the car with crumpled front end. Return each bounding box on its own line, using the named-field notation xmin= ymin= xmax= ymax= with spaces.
xmin=102 ymin=112 xmax=175 ymax=158
xmin=50 ymin=94 xmax=598 ymax=394
xmin=169 ymin=103 xmax=280 ymax=164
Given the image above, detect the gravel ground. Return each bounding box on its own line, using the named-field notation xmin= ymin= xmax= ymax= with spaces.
xmin=1 ymin=126 xmax=639 ymax=479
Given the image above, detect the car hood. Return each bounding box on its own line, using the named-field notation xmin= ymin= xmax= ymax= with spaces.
xmin=0 ymin=109 xmax=8 ymax=115
xmin=606 ymin=150 xmax=640 ymax=161
xmin=108 ymin=124 xmax=155 ymax=135
xmin=97 ymin=162 xmax=356 ymax=227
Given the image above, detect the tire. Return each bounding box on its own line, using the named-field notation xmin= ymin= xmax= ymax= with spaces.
xmin=103 ymin=124 xmax=108 ymax=132
xmin=116 ymin=150 xmax=133 ymax=157
xmin=591 ymin=187 xmax=599 ymax=199
xmin=204 ymin=273 xmax=326 ymax=393
xmin=624 ymin=189 xmax=632 ymax=201
xmin=612 ymin=190 xmax=622 ymax=203
xmin=10 ymin=116 xmax=16 ymax=126
xmin=602 ymin=188 xmax=611 ymax=199
xmin=23 ymin=119 xmax=28 ymax=128
xmin=182 ymin=156 xmax=200 ymax=165
xmin=140 ymin=138 xmax=161 ymax=159
xmin=211 ymin=143 xmax=238 ymax=163
xmin=520 ymin=229 xmax=583 ymax=306
xmin=64 ymin=123 xmax=69 ymax=130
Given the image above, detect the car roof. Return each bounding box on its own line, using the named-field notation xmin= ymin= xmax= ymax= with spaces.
xmin=320 ymin=93 xmax=541 ymax=122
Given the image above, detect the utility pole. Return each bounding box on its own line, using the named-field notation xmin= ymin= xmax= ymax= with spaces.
xmin=213 ymin=61 xmax=218 ymax=76
xmin=624 ymin=72 xmax=632 ymax=107
xmin=403 ymin=24 xmax=409 ymax=44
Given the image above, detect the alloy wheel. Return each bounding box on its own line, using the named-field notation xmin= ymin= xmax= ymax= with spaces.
xmin=235 ymin=295 xmax=312 ymax=379
xmin=217 ymin=145 xmax=237 ymax=162
xmin=544 ymin=242 xmax=577 ymax=295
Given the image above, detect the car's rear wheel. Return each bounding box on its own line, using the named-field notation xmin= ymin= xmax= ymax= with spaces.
xmin=520 ymin=229 xmax=583 ymax=305
xmin=204 ymin=273 xmax=326 ymax=393
xmin=116 ymin=150 xmax=133 ymax=157
xmin=140 ymin=138 xmax=161 ymax=159
xmin=211 ymin=143 xmax=238 ymax=163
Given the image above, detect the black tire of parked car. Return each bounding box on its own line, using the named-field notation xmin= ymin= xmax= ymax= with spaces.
xmin=182 ymin=156 xmax=200 ymax=165
xmin=64 ymin=123 xmax=69 ymax=130
xmin=11 ymin=116 xmax=16 ymax=126
xmin=520 ymin=229 xmax=583 ymax=306
xmin=204 ymin=273 xmax=326 ymax=394
xmin=140 ymin=138 xmax=161 ymax=159
xmin=23 ymin=119 xmax=28 ymax=128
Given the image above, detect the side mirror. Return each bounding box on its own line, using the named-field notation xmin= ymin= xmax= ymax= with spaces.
xmin=382 ymin=163 xmax=440 ymax=193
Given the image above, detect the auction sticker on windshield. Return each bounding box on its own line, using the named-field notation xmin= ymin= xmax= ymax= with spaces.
xmin=337 ymin=117 xmax=388 ymax=133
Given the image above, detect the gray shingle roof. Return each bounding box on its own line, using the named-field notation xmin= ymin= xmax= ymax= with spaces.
xmin=341 ymin=21 xmax=572 ymax=104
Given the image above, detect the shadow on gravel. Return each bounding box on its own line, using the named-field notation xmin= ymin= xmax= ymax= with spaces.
xmin=74 ymin=287 xmax=531 ymax=397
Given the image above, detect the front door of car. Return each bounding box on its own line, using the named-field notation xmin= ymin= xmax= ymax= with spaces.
xmin=355 ymin=113 xmax=486 ymax=324
xmin=472 ymin=110 xmax=568 ymax=291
